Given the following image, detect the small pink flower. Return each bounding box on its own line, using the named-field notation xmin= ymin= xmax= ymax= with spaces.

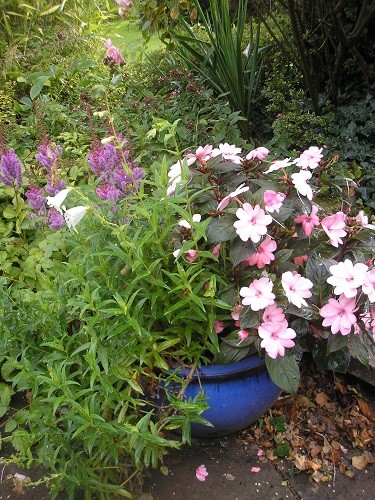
xmin=186 ymin=144 xmax=213 ymax=165
xmin=294 ymin=255 xmax=308 ymax=266
xmin=294 ymin=205 xmax=320 ymax=236
xmin=240 ymin=277 xmax=275 ymax=311
xmin=238 ymin=329 xmax=249 ymax=340
xmin=320 ymin=295 xmax=358 ymax=335
xmin=211 ymin=143 xmax=242 ymax=164
xmin=327 ymin=260 xmax=368 ymax=298
xmin=186 ymin=249 xmax=198 ymax=263
xmin=362 ymin=268 xmax=375 ymax=302
xmin=196 ymin=464 xmax=208 ymax=481
xmin=355 ymin=210 xmax=375 ymax=230
xmin=281 ymin=271 xmax=313 ymax=307
xmin=104 ymin=39 xmax=125 ymax=65
xmin=217 ymin=183 xmax=249 ymax=211
xmin=321 ymin=212 xmax=347 ymax=247
xmin=258 ymin=321 xmax=296 ymax=358
xmin=234 ymin=204 xmax=272 ymax=243
xmin=212 ymin=243 xmax=221 ymax=258
xmin=263 ymin=190 xmax=286 ymax=213
xmin=243 ymin=236 xmax=277 ymax=269
xmin=291 ymin=170 xmax=313 ymax=200
xmin=231 ymin=304 xmax=242 ymax=321
xmin=250 ymin=467 xmax=261 ymax=473
xmin=262 ymin=303 xmax=286 ymax=324
xmin=264 ymin=158 xmax=293 ymax=174
xmin=246 ymin=147 xmax=269 ymax=161
xmin=294 ymin=146 xmax=323 ymax=169
xmin=214 ymin=321 xmax=224 ymax=333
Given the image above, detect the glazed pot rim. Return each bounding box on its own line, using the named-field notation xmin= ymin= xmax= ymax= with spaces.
xmin=171 ymin=354 xmax=266 ymax=380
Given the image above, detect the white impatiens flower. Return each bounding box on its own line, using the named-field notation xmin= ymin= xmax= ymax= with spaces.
xmin=291 ymin=170 xmax=313 ymax=200
xmin=263 ymin=157 xmax=293 ymax=174
xmin=64 ymin=206 xmax=88 ymax=232
xmin=46 ymin=188 xmax=71 ymax=213
xmin=178 ymin=214 xmax=201 ymax=229
xmin=327 ymin=260 xmax=368 ymax=298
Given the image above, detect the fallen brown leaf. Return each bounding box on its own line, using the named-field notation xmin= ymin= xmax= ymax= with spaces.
xmin=316 ymin=392 xmax=329 ymax=406
xmin=356 ymin=397 xmax=375 ymax=423
xmin=352 ymin=455 xmax=368 ymax=470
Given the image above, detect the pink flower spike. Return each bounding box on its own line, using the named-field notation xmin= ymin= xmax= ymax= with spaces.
xmin=263 ymin=190 xmax=286 ymax=213
xmin=320 ymin=295 xmax=358 ymax=335
xmin=246 ymin=147 xmax=269 ymax=161
xmin=294 ymin=205 xmax=320 ymax=236
xmin=294 ymin=146 xmax=323 ymax=170
xmin=250 ymin=467 xmax=261 ymax=473
xmin=281 ymin=271 xmax=313 ymax=307
xmin=196 ymin=464 xmax=208 ymax=481
xmin=217 ymin=183 xmax=249 ymax=211
xmin=233 ymin=203 xmax=272 ymax=243
xmin=240 ymin=277 xmax=275 ymax=311
xmin=321 ymin=212 xmax=347 ymax=247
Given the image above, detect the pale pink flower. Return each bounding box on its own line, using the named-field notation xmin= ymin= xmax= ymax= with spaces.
xmin=294 ymin=146 xmax=323 ymax=170
xmin=186 ymin=144 xmax=213 ymax=165
xmin=281 ymin=271 xmax=313 ymax=307
xmin=320 ymin=295 xmax=358 ymax=335
xmin=231 ymin=304 xmax=242 ymax=321
xmin=217 ymin=183 xmax=249 ymax=211
xmin=264 ymin=157 xmax=293 ymax=174
xmin=211 ymin=143 xmax=242 ymax=164
xmin=355 ymin=210 xmax=375 ymax=230
xmin=362 ymin=268 xmax=375 ymax=302
xmin=178 ymin=214 xmax=202 ymax=229
xmin=243 ymin=236 xmax=277 ymax=269
xmin=104 ymin=39 xmax=125 ymax=65
xmin=238 ymin=330 xmax=249 ymax=340
xmin=196 ymin=464 xmax=208 ymax=481
xmin=294 ymin=255 xmax=308 ymax=266
xmin=263 ymin=190 xmax=286 ymax=213
xmin=250 ymin=467 xmax=261 ymax=473
xmin=294 ymin=205 xmax=320 ymax=236
xmin=246 ymin=147 xmax=269 ymax=161
xmin=167 ymin=160 xmax=182 ymax=196
xmin=214 ymin=321 xmax=224 ymax=333
xmin=240 ymin=277 xmax=275 ymax=311
xmin=262 ymin=303 xmax=286 ymax=324
xmin=212 ymin=243 xmax=221 ymax=258
xmin=327 ymin=260 xmax=368 ymax=298
xmin=258 ymin=321 xmax=296 ymax=358
xmin=321 ymin=212 xmax=347 ymax=247
xmin=186 ymin=249 xmax=198 ymax=263
xmin=291 ymin=169 xmax=313 ymax=200
xmin=233 ymin=204 xmax=272 ymax=243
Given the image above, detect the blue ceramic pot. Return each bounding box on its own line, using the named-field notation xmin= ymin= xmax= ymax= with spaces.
xmin=170 ymin=355 xmax=281 ymax=437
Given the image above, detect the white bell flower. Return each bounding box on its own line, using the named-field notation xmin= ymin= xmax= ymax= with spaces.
xmin=46 ymin=188 xmax=71 ymax=213
xmin=64 ymin=206 xmax=88 ymax=232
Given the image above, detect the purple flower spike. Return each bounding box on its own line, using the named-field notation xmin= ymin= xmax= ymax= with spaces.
xmin=25 ymin=185 xmax=46 ymax=214
xmin=48 ymin=208 xmax=66 ymax=230
xmin=45 ymin=178 xmax=66 ymax=196
xmin=0 ymin=149 xmax=23 ymax=188
xmin=35 ymin=143 xmax=63 ymax=173
xmin=88 ymin=142 xmax=121 ymax=177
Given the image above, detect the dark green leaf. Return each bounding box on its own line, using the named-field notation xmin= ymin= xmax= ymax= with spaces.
xmin=230 ymin=237 xmax=255 ymax=266
xmin=206 ymin=215 xmax=237 ymax=243
xmin=265 ymin=354 xmax=300 ymax=393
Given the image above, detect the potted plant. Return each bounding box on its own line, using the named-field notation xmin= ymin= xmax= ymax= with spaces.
xmin=32 ymin=133 xmax=375 ymax=433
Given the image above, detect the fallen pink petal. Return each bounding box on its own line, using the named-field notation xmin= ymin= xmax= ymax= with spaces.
xmin=251 ymin=467 xmax=261 ymax=473
xmin=196 ymin=464 xmax=208 ymax=481
xmin=257 ymin=449 xmax=264 ymax=457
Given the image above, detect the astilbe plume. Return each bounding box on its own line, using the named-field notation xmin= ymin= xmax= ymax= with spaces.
xmin=35 ymin=142 xmax=63 ymax=174
xmin=0 ymin=148 xmax=23 ymax=188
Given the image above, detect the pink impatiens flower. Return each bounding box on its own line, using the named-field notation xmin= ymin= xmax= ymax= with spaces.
xmin=258 ymin=321 xmax=296 ymax=358
xmin=362 ymin=268 xmax=375 ymax=302
xmin=291 ymin=169 xmax=313 ymax=200
xmin=233 ymin=203 xmax=272 ymax=243
xmin=214 ymin=321 xmax=224 ymax=333
xmin=321 ymin=212 xmax=347 ymax=247
xmin=246 ymin=147 xmax=269 ymax=161
xmin=281 ymin=271 xmax=313 ymax=307
xmin=355 ymin=210 xmax=375 ymax=230
xmin=196 ymin=464 xmax=208 ymax=481
xmin=211 ymin=143 xmax=242 ymax=164
xmin=243 ymin=236 xmax=277 ymax=269
xmin=294 ymin=146 xmax=323 ymax=170
xmin=240 ymin=277 xmax=275 ymax=311
xmin=238 ymin=330 xmax=250 ymax=340
xmin=327 ymin=260 xmax=368 ymax=298
xmin=294 ymin=205 xmax=320 ymax=236
xmin=264 ymin=157 xmax=293 ymax=174
xmin=186 ymin=144 xmax=213 ymax=166
xmin=320 ymin=295 xmax=358 ymax=335
xmin=263 ymin=190 xmax=286 ymax=213
xmin=217 ymin=183 xmax=249 ymax=211
xmin=262 ymin=303 xmax=286 ymax=324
